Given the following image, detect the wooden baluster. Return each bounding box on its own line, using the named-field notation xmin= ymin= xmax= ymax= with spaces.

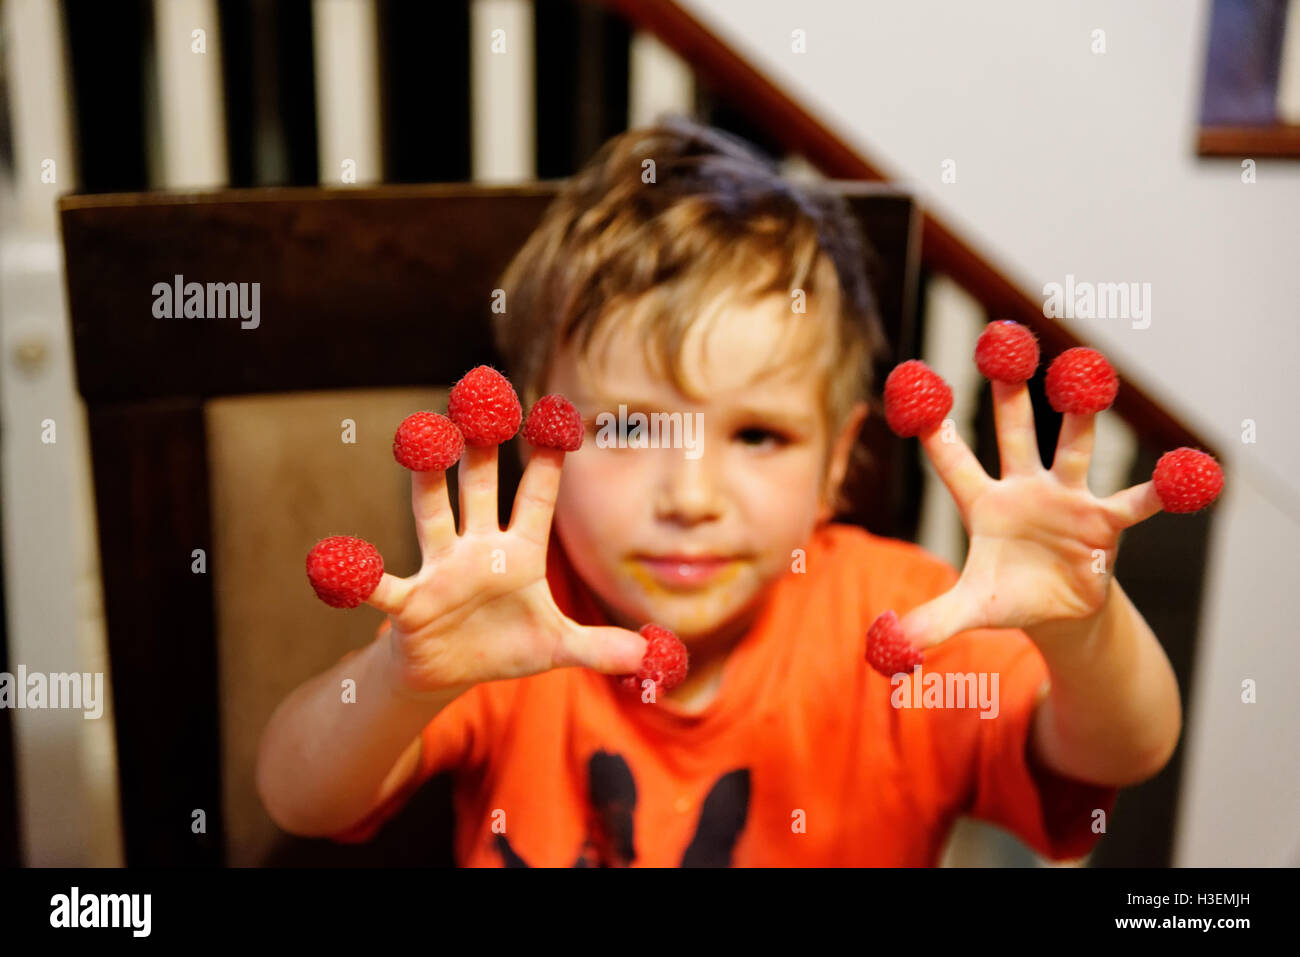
xmin=312 ymin=0 xmax=383 ymax=185
xmin=630 ymin=29 xmax=694 ymax=127
xmin=471 ymin=0 xmax=536 ymax=183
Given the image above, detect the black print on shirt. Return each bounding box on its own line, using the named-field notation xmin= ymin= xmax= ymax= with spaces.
xmin=493 ymin=750 xmax=751 ymax=867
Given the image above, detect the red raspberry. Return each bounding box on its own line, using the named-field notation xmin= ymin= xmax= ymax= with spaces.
xmin=1045 ymin=347 xmax=1118 ymax=414
xmin=306 ymin=536 xmax=384 ymax=608
xmin=619 ymin=624 xmax=689 ymax=699
xmin=523 ymin=394 xmax=584 ymax=451
xmin=883 ymin=360 xmax=953 ymax=437
xmin=1152 ymin=448 xmax=1224 ymax=513
xmin=975 ymin=320 xmax=1040 ymax=383
xmin=393 ymin=411 xmax=464 ymax=471
xmin=448 ymin=365 xmax=522 ymax=447
xmin=865 ymin=610 xmax=923 ymax=677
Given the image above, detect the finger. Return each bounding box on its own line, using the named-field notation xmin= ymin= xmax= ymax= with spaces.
xmin=918 ymin=423 xmax=993 ymax=517
xmin=1051 ymin=412 xmax=1095 ymax=489
xmin=899 ymin=583 xmax=983 ymax=651
xmin=413 ymin=470 xmax=457 ymax=563
xmin=991 ymin=380 xmax=1043 ymax=476
xmin=457 ymin=445 xmax=500 ymax=534
xmin=365 ymin=572 xmax=415 ymax=616
xmin=1099 ymin=480 xmax=1163 ymax=528
xmin=508 ymin=446 xmax=566 ymax=548
xmin=553 ymin=623 xmax=647 ymax=675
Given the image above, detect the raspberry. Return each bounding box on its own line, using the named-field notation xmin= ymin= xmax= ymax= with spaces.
xmin=1045 ymin=347 xmax=1118 ymax=414
xmin=1152 ymin=448 xmax=1224 ymax=513
xmin=523 ymin=394 xmax=584 ymax=451
xmin=448 ymin=365 xmax=522 ymax=447
xmin=865 ymin=610 xmax=923 ymax=677
xmin=393 ymin=411 xmax=464 ymax=471
xmin=883 ymin=360 xmax=953 ymax=437
xmin=306 ymin=536 xmax=384 ymax=609
xmin=619 ymin=624 xmax=689 ymax=699
xmin=975 ymin=320 xmax=1040 ymax=383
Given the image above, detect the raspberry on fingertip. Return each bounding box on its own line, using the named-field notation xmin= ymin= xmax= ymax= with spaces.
xmin=523 ymin=394 xmax=584 ymax=451
xmin=1152 ymin=448 xmax=1223 ymax=513
xmin=448 ymin=365 xmax=523 ymax=447
xmin=883 ymin=360 xmax=953 ymax=437
xmin=393 ymin=411 xmax=464 ymax=471
xmin=306 ymin=535 xmax=384 ymax=608
xmin=1045 ymin=347 xmax=1118 ymax=415
xmin=975 ymin=320 xmax=1039 ymax=383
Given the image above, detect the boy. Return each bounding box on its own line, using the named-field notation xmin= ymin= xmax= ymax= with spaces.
xmin=257 ymin=117 xmax=1184 ymax=866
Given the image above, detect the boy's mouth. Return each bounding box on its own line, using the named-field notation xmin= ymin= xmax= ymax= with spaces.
xmin=631 ymin=554 xmax=743 ymax=590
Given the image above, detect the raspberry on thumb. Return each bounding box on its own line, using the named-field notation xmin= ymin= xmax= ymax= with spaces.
xmin=975 ymin=320 xmax=1039 ymax=383
xmin=306 ymin=535 xmax=384 ymax=608
xmin=617 ymin=624 xmax=689 ymax=701
xmin=865 ymin=610 xmax=924 ymax=677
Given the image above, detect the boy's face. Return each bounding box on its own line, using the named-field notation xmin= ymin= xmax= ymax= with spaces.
xmin=542 ymin=290 xmax=867 ymax=646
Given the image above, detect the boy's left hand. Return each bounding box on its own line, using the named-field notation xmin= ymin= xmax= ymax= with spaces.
xmin=896 ymin=379 xmax=1163 ymax=648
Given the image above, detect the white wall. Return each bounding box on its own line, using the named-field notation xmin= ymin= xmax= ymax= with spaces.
xmin=682 ymin=0 xmax=1300 ymax=866
xmin=1 ymin=0 xmax=123 ymax=867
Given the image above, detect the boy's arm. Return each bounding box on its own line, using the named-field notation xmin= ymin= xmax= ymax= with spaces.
xmin=255 ymin=630 xmax=468 ymax=838
xmin=1025 ymin=578 xmax=1182 ymax=787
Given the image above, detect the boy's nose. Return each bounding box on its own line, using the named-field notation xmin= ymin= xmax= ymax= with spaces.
xmin=654 ymin=453 xmax=724 ymax=525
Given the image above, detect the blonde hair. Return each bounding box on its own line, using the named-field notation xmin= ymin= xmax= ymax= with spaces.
xmin=492 ymin=115 xmax=888 ymax=512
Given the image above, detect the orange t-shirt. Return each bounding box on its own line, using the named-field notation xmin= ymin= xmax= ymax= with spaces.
xmin=328 ymin=522 xmax=1118 ymax=866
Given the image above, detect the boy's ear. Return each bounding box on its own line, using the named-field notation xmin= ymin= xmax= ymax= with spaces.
xmin=817 ymin=400 xmax=870 ymax=524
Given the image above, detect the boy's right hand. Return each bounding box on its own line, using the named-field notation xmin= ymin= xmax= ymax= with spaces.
xmin=360 ymin=436 xmax=648 ymax=700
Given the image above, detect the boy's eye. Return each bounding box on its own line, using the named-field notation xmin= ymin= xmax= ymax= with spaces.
xmin=735 ymin=427 xmax=789 ymax=448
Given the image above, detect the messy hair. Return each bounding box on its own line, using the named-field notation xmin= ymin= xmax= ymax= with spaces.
xmin=492 ymin=115 xmax=888 ymax=513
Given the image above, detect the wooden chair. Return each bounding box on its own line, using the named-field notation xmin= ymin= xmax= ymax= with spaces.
xmin=61 ymin=182 xmax=923 ymax=865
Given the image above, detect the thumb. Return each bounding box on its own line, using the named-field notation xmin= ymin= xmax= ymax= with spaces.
xmin=898 ymin=584 xmax=981 ymax=652
xmin=552 ymin=622 xmax=647 ymax=675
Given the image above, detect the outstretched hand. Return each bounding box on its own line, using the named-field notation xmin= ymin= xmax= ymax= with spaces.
xmin=304 ymin=366 xmax=689 ymax=700
xmin=866 ymin=324 xmax=1222 ymax=674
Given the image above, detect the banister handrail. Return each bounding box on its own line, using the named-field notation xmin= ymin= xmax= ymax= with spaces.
xmin=602 ymin=0 xmax=1217 ymax=459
